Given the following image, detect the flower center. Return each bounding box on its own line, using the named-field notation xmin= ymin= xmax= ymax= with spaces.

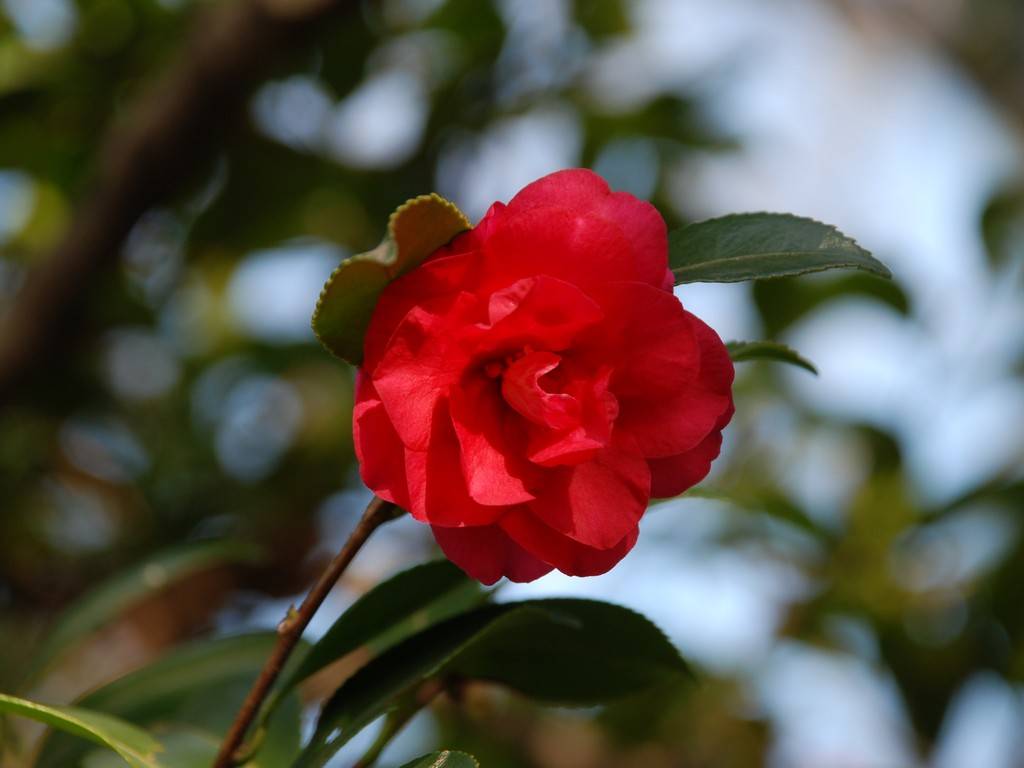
xmin=500 ymin=350 xmax=581 ymax=430
xmin=481 ymin=346 xmax=534 ymax=380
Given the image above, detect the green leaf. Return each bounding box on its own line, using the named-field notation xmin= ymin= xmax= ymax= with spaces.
xmin=27 ymin=540 xmax=263 ymax=684
xmin=83 ymin=726 xmax=265 ymax=768
xmin=82 ymin=728 xmax=216 ymax=768
xmin=82 ymin=721 xmax=302 ymax=768
xmin=398 ymin=751 xmax=481 ymax=768
xmin=266 ymin=561 xmax=485 ymax=722
xmin=669 ymin=213 xmax=890 ymax=283
xmin=0 ymin=693 xmax=163 ymax=768
xmin=296 ymin=599 xmax=687 ymax=768
xmin=293 ymin=605 xmax=503 ymax=768
xmin=450 ymin=599 xmax=687 ymax=701
xmin=311 ymin=194 xmax=470 ymax=365
xmin=726 ymin=340 xmax=817 ymax=374
xmin=36 ymin=633 xmax=304 ymax=768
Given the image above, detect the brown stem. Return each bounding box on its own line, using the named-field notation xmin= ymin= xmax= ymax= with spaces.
xmin=213 ymin=496 xmax=401 ymax=768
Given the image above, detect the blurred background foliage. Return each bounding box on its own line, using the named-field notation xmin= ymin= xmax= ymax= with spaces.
xmin=1 ymin=0 xmax=1023 ymax=766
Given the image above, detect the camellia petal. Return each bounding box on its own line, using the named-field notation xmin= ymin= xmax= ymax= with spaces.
xmin=362 ymin=251 xmax=481 ymax=373
xmin=373 ymin=293 xmax=479 ymax=450
xmin=614 ymin=308 xmax=734 ymax=458
xmin=648 ymin=430 xmax=724 ymax=499
xmin=441 ymin=201 xmax=505 ymax=258
xmin=480 ymin=207 xmax=642 ymax=292
xmin=526 ymin=440 xmax=650 ymax=549
xmin=616 ymin=383 xmax=730 ymax=458
xmin=506 ymin=167 xmax=610 ymax=212
xmin=649 ymin=400 xmax=734 ymax=497
xmin=352 ymin=168 xmax=735 ymax=584
xmin=501 ymin=351 xmax=579 ymax=430
xmin=403 ymin=399 xmax=506 ymax=527
xmin=691 ymin=311 xmax=736 ymax=394
xmin=432 ymin=523 xmax=554 ymax=585
xmin=481 ymin=275 xmax=604 ymax=353
xmin=499 ymin=508 xmax=640 ymax=577
xmin=507 ymin=169 xmax=668 ymax=289
xmin=449 ymin=375 xmax=538 ymax=507
xmin=586 ymin=281 xmax=701 ymax=398
xmin=524 ymin=365 xmax=618 ymax=467
xmin=593 ymin=191 xmax=669 ymax=289
xmin=352 ymin=376 xmax=411 ymax=510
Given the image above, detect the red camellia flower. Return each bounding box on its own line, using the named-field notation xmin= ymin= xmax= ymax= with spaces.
xmin=354 ymin=169 xmax=734 ymax=584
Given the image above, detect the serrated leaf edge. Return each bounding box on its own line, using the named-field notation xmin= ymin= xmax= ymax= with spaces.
xmin=670 ymin=211 xmax=891 ymax=282
xmin=310 ymin=193 xmax=470 ymax=363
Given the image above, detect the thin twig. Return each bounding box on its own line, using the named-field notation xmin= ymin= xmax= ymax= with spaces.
xmin=213 ymin=496 xmax=401 ymax=768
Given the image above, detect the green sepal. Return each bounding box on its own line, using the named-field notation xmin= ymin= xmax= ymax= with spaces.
xmin=312 ymin=194 xmax=471 ymax=365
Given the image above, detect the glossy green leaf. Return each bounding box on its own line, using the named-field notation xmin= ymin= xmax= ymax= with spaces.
xmin=449 ymin=599 xmax=688 ymax=700
xmin=398 ymin=751 xmax=480 ymax=768
xmin=0 ymin=693 xmax=162 ymax=768
xmin=27 ymin=540 xmax=263 ymax=684
xmin=311 ymin=194 xmax=470 ymax=365
xmin=266 ymin=560 xmax=485 ymax=723
xmin=36 ymin=633 xmax=304 ymax=768
xmin=669 ymin=213 xmax=890 ymax=283
xmin=296 ymin=599 xmax=687 ymax=767
xmin=726 ymin=340 xmax=817 ymax=374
